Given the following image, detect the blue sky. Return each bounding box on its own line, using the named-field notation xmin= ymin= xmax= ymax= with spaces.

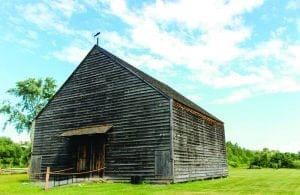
xmin=0 ymin=0 xmax=299 ymax=152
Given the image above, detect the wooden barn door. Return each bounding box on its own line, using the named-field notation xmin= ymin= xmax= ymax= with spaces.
xmin=77 ymin=144 xmax=88 ymax=172
xmin=155 ymin=150 xmax=171 ymax=178
xmin=76 ymin=136 xmax=105 ymax=176
xmin=91 ymin=142 xmax=105 ymax=176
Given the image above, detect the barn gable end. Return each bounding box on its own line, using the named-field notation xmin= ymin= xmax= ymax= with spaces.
xmin=31 ymin=45 xmax=172 ymax=182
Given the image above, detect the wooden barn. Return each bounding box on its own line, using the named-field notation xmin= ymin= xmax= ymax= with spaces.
xmin=30 ymin=45 xmax=228 ymax=183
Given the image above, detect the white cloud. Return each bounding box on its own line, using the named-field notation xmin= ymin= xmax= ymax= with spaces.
xmin=101 ymin=31 xmax=137 ymax=50
xmin=142 ymin=0 xmax=263 ymax=30
xmin=214 ymin=89 xmax=252 ymax=104
xmin=130 ymin=20 xmax=188 ymax=64
xmin=101 ymin=31 xmax=173 ymax=70
xmin=19 ymin=3 xmax=74 ymax=35
xmin=125 ymin=54 xmax=172 ymax=71
xmin=96 ymin=1 xmax=300 ymax=104
xmin=17 ymin=1 xmax=88 ymax=35
xmin=286 ymin=0 xmax=300 ymax=10
xmin=214 ymin=76 xmax=300 ymax=104
xmin=98 ymin=0 xmax=300 ymax=103
xmin=15 ymin=0 xmax=300 ymax=104
xmin=195 ymin=71 xmax=265 ymax=88
xmin=53 ymin=45 xmax=89 ymax=64
xmin=271 ymin=26 xmax=287 ymax=38
xmin=247 ymin=39 xmax=300 ymax=75
xmin=15 ymin=1 xmax=95 ymax=58
xmin=50 ymin=0 xmax=85 ymax=18
xmin=101 ymin=0 xmax=257 ymax=72
xmin=103 ymin=0 xmax=256 ymax=57
xmin=285 ymin=44 xmax=300 ymax=74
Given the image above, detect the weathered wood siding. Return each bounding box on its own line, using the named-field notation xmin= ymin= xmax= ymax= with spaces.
xmin=31 ymin=46 xmax=171 ymax=182
xmin=172 ymin=101 xmax=228 ymax=182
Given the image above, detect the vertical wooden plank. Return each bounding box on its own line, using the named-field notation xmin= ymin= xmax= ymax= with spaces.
xmin=170 ymin=99 xmax=174 ymax=182
xmin=45 ymin=167 xmax=50 ymax=191
xmin=155 ymin=151 xmax=163 ymax=176
xmin=83 ymin=145 xmax=87 ymax=171
xmin=101 ymin=140 xmax=105 ymax=177
xmin=89 ymin=142 xmax=93 ymax=177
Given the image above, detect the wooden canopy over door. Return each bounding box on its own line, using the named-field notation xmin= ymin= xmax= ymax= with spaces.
xmin=61 ymin=125 xmax=112 ymax=177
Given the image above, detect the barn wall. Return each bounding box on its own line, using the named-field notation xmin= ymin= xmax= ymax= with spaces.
xmin=172 ymin=101 xmax=228 ymax=182
xmin=31 ymin=46 xmax=172 ymax=182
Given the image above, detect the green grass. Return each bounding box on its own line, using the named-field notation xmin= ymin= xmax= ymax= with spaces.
xmin=0 ymin=168 xmax=299 ymax=194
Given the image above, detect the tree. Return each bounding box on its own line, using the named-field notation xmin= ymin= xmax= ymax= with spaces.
xmin=0 ymin=77 xmax=57 ymax=133
xmin=226 ymin=141 xmax=256 ymax=167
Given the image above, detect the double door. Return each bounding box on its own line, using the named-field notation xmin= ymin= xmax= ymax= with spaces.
xmin=75 ymin=136 xmax=105 ymax=176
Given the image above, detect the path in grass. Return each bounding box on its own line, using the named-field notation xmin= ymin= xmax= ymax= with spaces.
xmin=0 ymin=168 xmax=299 ymax=194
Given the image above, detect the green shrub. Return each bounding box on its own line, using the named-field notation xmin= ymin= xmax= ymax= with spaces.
xmin=0 ymin=137 xmax=30 ymax=168
xmin=292 ymin=160 xmax=300 ymax=169
xmin=228 ymin=161 xmax=239 ymax=168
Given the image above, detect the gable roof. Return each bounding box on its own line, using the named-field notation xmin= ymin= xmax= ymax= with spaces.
xmin=95 ymin=45 xmax=223 ymax=123
xmin=35 ymin=45 xmax=223 ymax=123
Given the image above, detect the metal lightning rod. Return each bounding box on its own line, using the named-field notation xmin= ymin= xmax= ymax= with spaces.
xmin=94 ymin=32 xmax=101 ymax=46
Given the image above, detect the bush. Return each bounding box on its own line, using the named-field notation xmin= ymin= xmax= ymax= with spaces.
xmin=228 ymin=161 xmax=239 ymax=168
xmin=292 ymin=160 xmax=300 ymax=169
xmin=0 ymin=137 xmax=30 ymax=168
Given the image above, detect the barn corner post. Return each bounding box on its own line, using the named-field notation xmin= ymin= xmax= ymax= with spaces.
xmin=169 ymin=98 xmax=175 ymax=183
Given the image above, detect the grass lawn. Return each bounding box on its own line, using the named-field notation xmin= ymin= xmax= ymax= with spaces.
xmin=0 ymin=168 xmax=299 ymax=194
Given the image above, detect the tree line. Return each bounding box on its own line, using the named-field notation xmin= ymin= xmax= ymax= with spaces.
xmin=227 ymin=141 xmax=300 ymax=169
xmin=1 ymin=137 xmax=300 ymax=169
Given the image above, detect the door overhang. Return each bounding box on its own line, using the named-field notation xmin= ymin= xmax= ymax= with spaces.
xmin=60 ymin=124 xmax=112 ymax=137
